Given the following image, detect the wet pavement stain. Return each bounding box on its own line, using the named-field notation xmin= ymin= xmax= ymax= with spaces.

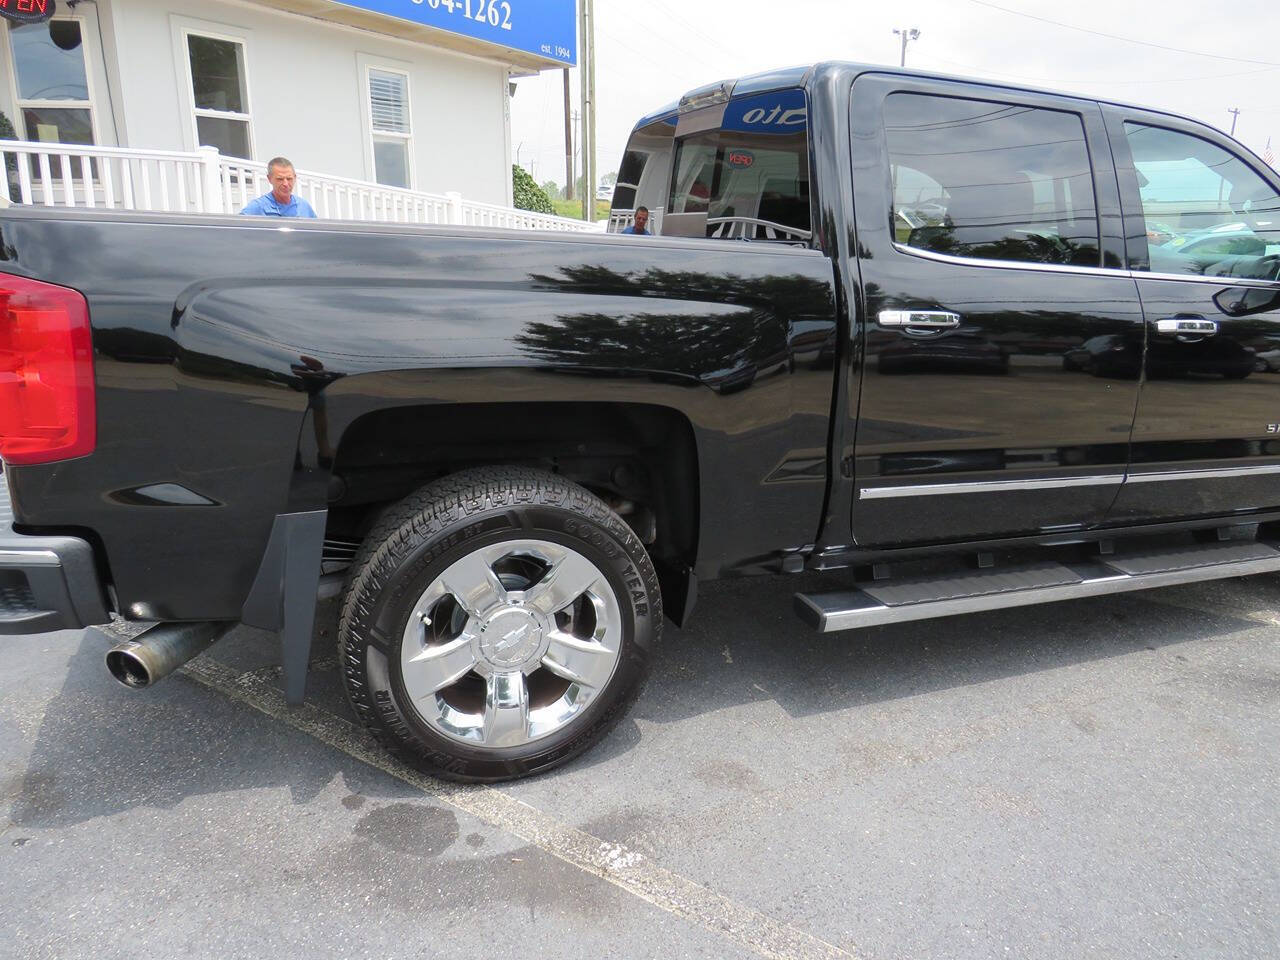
xmin=316 ymin=834 xmax=625 ymax=921
xmin=353 ymin=802 xmax=459 ymax=858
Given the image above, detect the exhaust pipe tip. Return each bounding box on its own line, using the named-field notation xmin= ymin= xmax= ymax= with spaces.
xmin=103 ymin=621 xmax=234 ymax=691
xmin=105 ymin=645 xmax=154 ymax=689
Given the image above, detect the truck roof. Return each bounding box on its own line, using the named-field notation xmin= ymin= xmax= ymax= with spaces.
xmin=631 ymin=61 xmax=1212 ymax=144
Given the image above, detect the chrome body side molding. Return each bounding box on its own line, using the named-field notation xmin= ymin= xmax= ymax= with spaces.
xmin=859 ymin=463 xmax=1280 ymax=500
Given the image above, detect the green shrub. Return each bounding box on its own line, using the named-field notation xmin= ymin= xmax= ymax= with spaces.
xmin=512 ymin=165 xmax=555 ymax=214
xmin=0 ymin=111 xmax=17 ymax=189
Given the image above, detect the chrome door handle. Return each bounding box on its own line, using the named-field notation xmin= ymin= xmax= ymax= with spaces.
xmin=1156 ymin=317 xmax=1217 ymax=335
xmin=878 ymin=310 xmax=961 ymax=329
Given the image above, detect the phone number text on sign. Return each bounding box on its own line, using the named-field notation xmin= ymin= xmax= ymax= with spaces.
xmin=334 ymin=0 xmax=577 ymax=64
xmin=414 ymin=0 xmax=512 ymax=30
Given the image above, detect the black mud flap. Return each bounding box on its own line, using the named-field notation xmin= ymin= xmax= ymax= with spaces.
xmin=241 ymin=510 xmax=327 ymax=705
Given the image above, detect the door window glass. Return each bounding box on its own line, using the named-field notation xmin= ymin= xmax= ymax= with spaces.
xmin=886 ymin=93 xmax=1100 ymax=267
xmin=1124 ymin=123 xmax=1280 ymax=281
xmin=186 ymin=34 xmax=252 ymax=159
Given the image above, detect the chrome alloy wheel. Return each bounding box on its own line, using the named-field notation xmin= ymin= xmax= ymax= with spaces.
xmin=399 ymin=539 xmax=623 ymax=749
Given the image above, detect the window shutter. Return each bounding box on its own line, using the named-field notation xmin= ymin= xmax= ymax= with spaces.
xmin=370 ymin=70 xmax=409 ymax=134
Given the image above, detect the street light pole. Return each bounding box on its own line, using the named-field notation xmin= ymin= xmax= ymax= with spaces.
xmin=894 ymin=27 xmax=921 ymax=67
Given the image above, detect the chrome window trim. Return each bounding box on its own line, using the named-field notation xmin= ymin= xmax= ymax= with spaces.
xmin=860 ymin=462 xmax=1280 ymax=499
xmin=859 ymin=474 xmax=1124 ymax=500
xmin=891 ymin=242 xmax=1125 ymax=279
xmin=891 ymin=243 xmax=1280 ymax=289
xmin=1134 ymin=270 xmax=1280 ymax=290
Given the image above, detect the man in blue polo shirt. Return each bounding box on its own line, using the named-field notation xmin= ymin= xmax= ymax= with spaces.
xmin=620 ymin=206 xmax=651 ymax=235
xmin=240 ymin=156 xmax=318 ymax=218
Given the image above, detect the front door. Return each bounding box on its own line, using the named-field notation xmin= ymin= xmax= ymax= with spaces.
xmin=848 ymin=74 xmax=1144 ymax=548
xmin=1102 ymin=109 xmax=1280 ymax=524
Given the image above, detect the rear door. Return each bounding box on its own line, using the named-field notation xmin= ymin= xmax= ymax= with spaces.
xmin=848 ymin=74 xmax=1144 ymax=547
xmin=1101 ymin=109 xmax=1280 ymax=524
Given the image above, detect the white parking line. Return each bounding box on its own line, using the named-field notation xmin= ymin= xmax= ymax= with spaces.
xmin=181 ymin=657 xmax=858 ymax=960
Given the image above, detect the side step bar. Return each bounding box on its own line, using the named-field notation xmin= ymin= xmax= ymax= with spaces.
xmin=795 ymin=540 xmax=1280 ymax=633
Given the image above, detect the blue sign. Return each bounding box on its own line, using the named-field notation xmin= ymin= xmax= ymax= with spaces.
xmin=332 ymin=0 xmax=577 ymax=66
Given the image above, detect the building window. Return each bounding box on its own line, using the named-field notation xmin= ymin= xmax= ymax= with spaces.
xmin=368 ymin=67 xmax=411 ymax=188
xmin=186 ymin=33 xmax=252 ymax=159
xmin=9 ymin=18 xmax=95 ymax=146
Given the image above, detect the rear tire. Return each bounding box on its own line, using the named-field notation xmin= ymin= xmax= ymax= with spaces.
xmin=338 ymin=467 xmax=661 ymax=782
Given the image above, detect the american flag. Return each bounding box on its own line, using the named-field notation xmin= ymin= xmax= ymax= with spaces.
xmin=1267 ymin=138 xmax=1275 ymax=169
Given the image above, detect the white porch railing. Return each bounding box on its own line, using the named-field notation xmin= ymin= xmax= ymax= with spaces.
xmin=0 ymin=140 xmax=600 ymax=233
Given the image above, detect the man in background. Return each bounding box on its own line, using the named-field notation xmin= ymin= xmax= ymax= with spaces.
xmin=240 ymin=157 xmax=317 ymax=218
xmin=621 ymin=206 xmax=652 ymax=235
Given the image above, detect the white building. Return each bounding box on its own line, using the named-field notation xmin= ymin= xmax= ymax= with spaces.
xmin=0 ymin=0 xmax=576 ymax=207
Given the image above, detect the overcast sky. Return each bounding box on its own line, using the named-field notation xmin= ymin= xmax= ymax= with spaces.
xmin=510 ymin=0 xmax=1280 ymax=189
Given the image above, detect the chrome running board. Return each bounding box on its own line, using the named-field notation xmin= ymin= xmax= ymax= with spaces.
xmin=794 ymin=540 xmax=1280 ymax=633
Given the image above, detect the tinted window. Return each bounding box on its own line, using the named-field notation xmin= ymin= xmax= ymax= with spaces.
xmin=667 ymin=88 xmax=811 ymax=243
xmin=613 ymin=148 xmax=648 ymax=210
xmin=669 ymin=134 xmax=717 ymax=215
xmin=1125 ymin=123 xmax=1280 ymax=281
xmin=609 ymin=116 xmax=675 ymax=233
xmin=886 ymin=93 xmax=1100 ymax=267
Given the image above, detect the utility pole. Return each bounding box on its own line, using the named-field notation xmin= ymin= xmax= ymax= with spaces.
xmin=1227 ymin=107 xmax=1242 ymax=137
xmin=587 ymin=0 xmax=598 ymax=221
xmin=894 ymin=27 xmax=921 ymax=67
xmin=578 ymin=0 xmax=597 ymax=221
xmin=570 ymin=110 xmax=580 ymax=202
xmin=563 ymin=68 xmax=573 ymax=200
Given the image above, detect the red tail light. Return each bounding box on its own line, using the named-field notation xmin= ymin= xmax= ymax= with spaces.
xmin=0 ymin=274 xmax=95 ymax=465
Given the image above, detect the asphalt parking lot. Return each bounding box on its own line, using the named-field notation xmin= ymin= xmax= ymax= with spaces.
xmin=1 ymin=571 xmax=1277 ymax=960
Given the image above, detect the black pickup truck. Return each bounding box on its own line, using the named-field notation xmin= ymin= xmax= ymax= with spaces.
xmin=2 ymin=63 xmax=1279 ymax=781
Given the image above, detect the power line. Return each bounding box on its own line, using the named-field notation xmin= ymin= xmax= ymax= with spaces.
xmin=927 ymin=53 xmax=1279 ymax=87
xmin=963 ymin=0 xmax=1280 ymax=67
xmin=646 ymin=0 xmax=740 ymax=62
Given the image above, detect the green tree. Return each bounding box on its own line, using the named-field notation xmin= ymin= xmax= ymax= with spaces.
xmin=512 ymin=165 xmax=555 ymax=214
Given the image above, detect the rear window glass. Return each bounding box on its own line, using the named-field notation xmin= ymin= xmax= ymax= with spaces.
xmin=885 ymin=93 xmax=1101 ymax=267
xmin=667 ymin=88 xmax=811 ymax=244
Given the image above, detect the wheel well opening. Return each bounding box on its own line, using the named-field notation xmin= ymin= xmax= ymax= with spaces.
xmin=324 ymin=401 xmax=699 ymax=574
